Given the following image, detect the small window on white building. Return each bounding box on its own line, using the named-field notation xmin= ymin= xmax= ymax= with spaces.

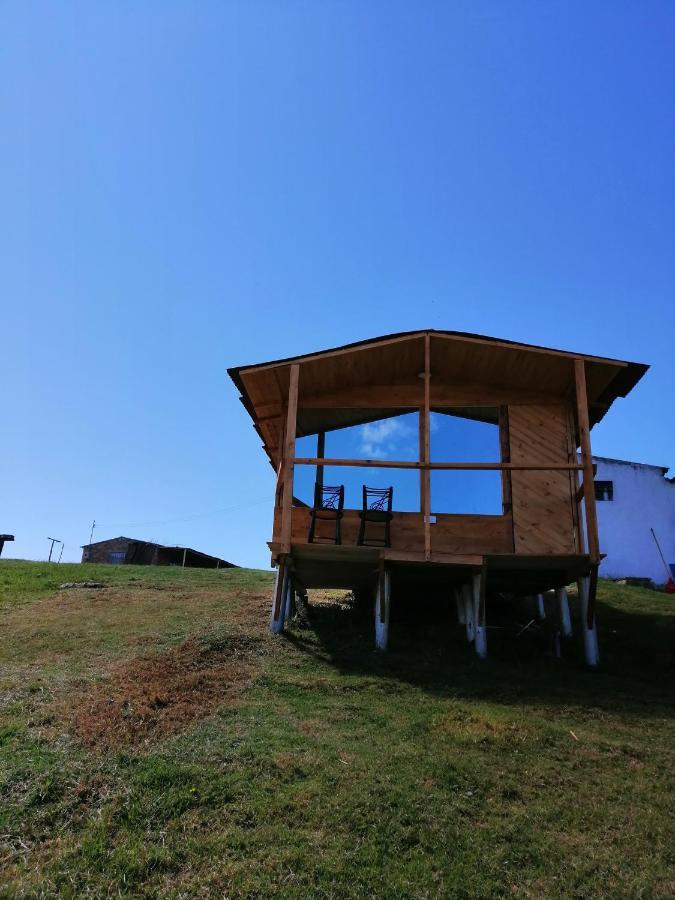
xmin=108 ymin=550 xmax=126 ymax=564
xmin=594 ymin=480 xmax=613 ymax=501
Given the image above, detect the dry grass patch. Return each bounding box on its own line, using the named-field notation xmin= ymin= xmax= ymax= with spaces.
xmin=60 ymin=633 xmax=261 ymax=750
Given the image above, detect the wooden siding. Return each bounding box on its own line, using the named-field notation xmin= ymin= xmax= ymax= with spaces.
xmin=509 ymin=404 xmax=577 ymax=554
xmin=274 ymin=507 xmax=513 ymax=556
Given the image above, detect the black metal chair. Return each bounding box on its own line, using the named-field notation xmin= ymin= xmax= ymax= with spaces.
xmin=357 ymin=485 xmax=393 ymax=548
xmin=307 ymin=483 xmax=345 ymax=545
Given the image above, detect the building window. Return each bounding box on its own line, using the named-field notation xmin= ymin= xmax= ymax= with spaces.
xmin=594 ymin=480 xmax=613 ymax=501
xmin=430 ymin=408 xmax=503 ymax=515
xmin=108 ymin=550 xmax=126 ymax=564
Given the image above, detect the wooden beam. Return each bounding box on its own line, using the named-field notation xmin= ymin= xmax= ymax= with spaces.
xmin=298 ymin=382 xmax=564 ymax=409
xmin=316 ymin=431 xmax=325 ymax=494
xmin=498 ymin=406 xmax=512 ymax=515
xmin=238 ymin=333 xmax=422 ymax=375
xmin=280 ymin=364 xmax=300 ymax=554
xmin=574 ymin=359 xmax=600 ymax=564
xmin=423 ymin=333 xmax=431 ymax=560
xmin=432 ymin=330 xmax=630 ymax=368
xmin=293 ymin=457 xmax=582 ymax=471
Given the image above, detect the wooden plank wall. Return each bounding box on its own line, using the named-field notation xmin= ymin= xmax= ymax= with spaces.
xmin=274 ymin=507 xmax=513 ymax=555
xmin=509 ymin=404 xmax=577 ymax=554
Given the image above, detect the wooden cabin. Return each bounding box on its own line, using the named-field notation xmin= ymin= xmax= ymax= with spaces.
xmin=228 ymin=330 xmax=647 ymax=664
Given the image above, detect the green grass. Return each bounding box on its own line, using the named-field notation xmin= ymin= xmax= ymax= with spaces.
xmin=0 ymin=561 xmax=673 ymax=897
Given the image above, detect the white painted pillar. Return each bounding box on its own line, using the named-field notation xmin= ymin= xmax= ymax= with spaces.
xmin=374 ymin=570 xmax=391 ymax=650
xmin=577 ymin=576 xmax=600 ymax=666
xmin=535 ymin=593 xmax=546 ymax=620
xmin=270 ymin=563 xmax=289 ymax=635
xmin=462 ymin=583 xmax=475 ymax=643
xmin=473 ymin=571 xmax=488 ymax=659
xmin=556 ymin=587 xmax=572 ymax=637
xmin=455 ymin=587 xmax=466 ymax=624
xmin=284 ymin=585 xmax=296 ymax=625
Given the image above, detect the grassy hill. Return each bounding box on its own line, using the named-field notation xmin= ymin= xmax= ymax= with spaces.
xmin=0 ymin=560 xmax=673 ymax=897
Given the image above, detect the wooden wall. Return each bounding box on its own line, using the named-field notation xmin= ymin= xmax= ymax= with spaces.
xmin=509 ymin=404 xmax=577 ymax=554
xmin=274 ymin=507 xmax=513 ymax=555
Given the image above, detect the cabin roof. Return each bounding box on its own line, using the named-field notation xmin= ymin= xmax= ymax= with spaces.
xmin=228 ymin=329 xmax=648 ymax=467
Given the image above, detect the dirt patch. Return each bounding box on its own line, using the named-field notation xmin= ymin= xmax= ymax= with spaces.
xmin=62 ymin=633 xmax=262 ymax=750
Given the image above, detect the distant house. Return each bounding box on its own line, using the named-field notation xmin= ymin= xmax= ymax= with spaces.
xmin=81 ymin=536 xmax=236 ymax=569
xmin=593 ymin=456 xmax=675 ymax=584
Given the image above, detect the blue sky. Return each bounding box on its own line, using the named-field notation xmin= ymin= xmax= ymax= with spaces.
xmin=2 ymin=2 xmax=673 ymax=567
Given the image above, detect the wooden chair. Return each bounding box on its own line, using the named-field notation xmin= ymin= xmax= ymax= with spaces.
xmin=307 ymin=483 xmax=345 ymax=545
xmin=357 ymin=485 xmax=393 ymax=548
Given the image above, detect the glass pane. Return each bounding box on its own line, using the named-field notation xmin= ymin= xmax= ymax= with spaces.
xmin=430 ymin=409 xmax=500 ymax=463
xmin=322 ymin=465 xmax=419 ymax=512
xmin=431 ymin=470 xmax=503 ymax=515
xmin=430 ymin=408 xmax=502 ymax=514
xmin=326 ymin=411 xmax=419 ymax=461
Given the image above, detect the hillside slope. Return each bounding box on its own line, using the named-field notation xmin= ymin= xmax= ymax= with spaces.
xmin=0 ymin=561 xmax=673 ymax=897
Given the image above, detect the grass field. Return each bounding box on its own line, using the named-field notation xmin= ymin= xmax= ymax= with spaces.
xmin=0 ymin=559 xmax=673 ymax=898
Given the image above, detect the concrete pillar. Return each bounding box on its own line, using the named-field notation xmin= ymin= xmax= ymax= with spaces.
xmin=375 ymin=569 xmax=391 ymax=650
xmin=578 ymin=576 xmax=600 ymax=666
xmin=556 ymin=587 xmax=572 ymax=637
xmin=284 ymin=586 xmax=296 ymax=625
xmin=455 ymin=587 xmax=466 ymax=624
xmin=535 ymin=593 xmax=546 ymax=621
xmin=270 ymin=562 xmax=289 ymax=635
xmin=473 ymin=571 xmax=488 ymax=659
xmin=462 ymin=583 xmax=475 ymax=642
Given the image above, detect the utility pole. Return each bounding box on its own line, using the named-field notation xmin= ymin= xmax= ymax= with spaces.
xmin=89 ymin=520 xmax=96 ymax=545
xmin=57 ymin=543 xmax=64 ymax=564
xmin=47 ymin=537 xmax=62 ymax=562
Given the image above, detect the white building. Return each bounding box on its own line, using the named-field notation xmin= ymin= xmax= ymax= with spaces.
xmin=591 ymin=456 xmax=675 ymax=584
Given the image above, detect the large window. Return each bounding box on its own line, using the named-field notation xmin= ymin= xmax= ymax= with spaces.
xmin=430 ymin=408 xmax=503 ymax=515
xmin=293 ymin=407 xmax=505 ymax=516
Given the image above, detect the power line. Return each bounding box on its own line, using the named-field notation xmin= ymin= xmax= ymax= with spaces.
xmin=95 ymin=497 xmax=270 ymax=530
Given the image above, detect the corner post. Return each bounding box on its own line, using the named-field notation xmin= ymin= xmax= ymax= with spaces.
xmin=556 ymin=586 xmax=573 ymax=637
xmin=578 ymin=575 xmax=599 ymax=666
xmin=421 ymin=333 xmax=431 ymax=561
xmin=574 ymin=359 xmax=600 ymax=565
xmin=280 ymin=364 xmax=300 ymax=555
xmin=374 ymin=565 xmax=391 ymax=650
xmin=473 ymin=566 xmax=487 ymax=659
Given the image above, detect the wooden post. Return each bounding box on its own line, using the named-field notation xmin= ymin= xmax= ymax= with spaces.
xmin=462 ymin=583 xmax=475 ymax=642
xmin=473 ymin=566 xmax=487 ymax=659
xmin=498 ymin=406 xmax=512 ymax=515
xmin=577 ymin=575 xmax=599 ymax=666
xmin=375 ymin=565 xmax=391 ymax=650
xmin=316 ymin=431 xmax=325 ymax=494
xmin=182 ymin=547 xmax=187 ymax=568
xmin=423 ymin=333 xmax=431 ymax=560
xmin=280 ymin=364 xmax=300 ymax=554
xmin=556 ymin=586 xmax=572 ymax=637
xmin=574 ymin=359 xmax=600 ymax=564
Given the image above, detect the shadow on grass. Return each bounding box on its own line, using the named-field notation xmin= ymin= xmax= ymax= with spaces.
xmin=284 ymin=591 xmax=675 ymax=717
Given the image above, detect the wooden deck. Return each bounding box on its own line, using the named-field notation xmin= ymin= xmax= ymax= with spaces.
xmin=268 ymin=539 xmax=592 ymax=598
